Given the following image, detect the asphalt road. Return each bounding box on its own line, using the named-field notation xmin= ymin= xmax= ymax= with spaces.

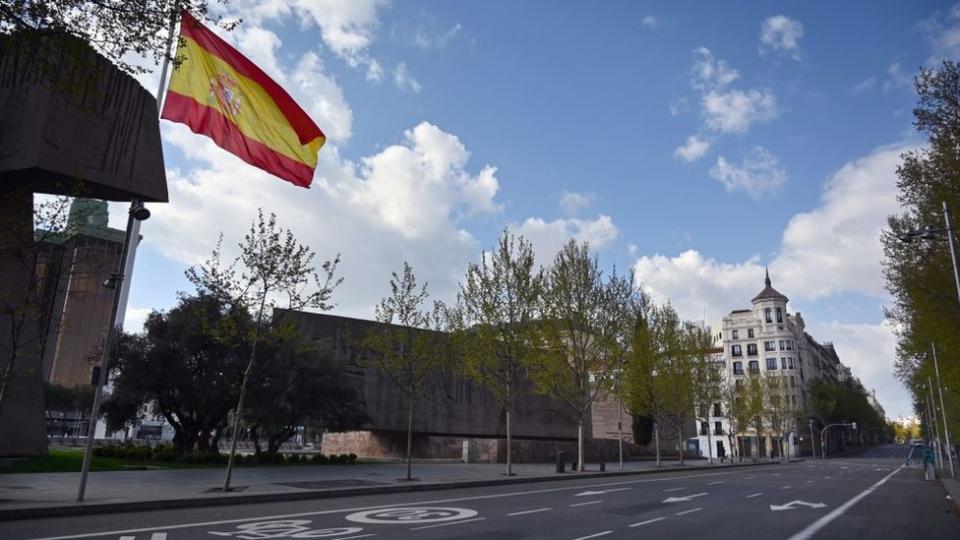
xmin=2 ymin=445 xmax=956 ymax=540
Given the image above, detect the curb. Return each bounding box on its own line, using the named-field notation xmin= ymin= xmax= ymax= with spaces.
xmin=0 ymin=461 xmax=781 ymax=521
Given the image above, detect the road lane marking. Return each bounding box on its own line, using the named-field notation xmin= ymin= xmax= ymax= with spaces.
xmin=570 ymin=500 xmax=603 ymax=507
xmin=20 ymin=470 xmax=739 ymax=540
xmin=779 ymin=485 xmax=792 ymax=490
xmin=675 ymin=507 xmax=703 ymax=516
xmin=572 ymin=531 xmax=613 ymax=540
xmin=337 ymin=536 xmax=376 ymax=540
xmin=785 ymin=466 xmax=903 ymax=540
xmin=576 ymin=488 xmax=631 ymax=496
xmin=806 ymin=480 xmax=814 ymax=484
xmin=707 ymin=481 xmax=725 ymax=485
xmin=746 ymin=476 xmax=757 ymax=479
xmin=409 ymin=517 xmax=486 ymax=531
xmin=746 ymin=492 xmax=763 ymax=498
xmin=663 ymin=492 xmax=708 ymax=503
xmin=507 ymin=507 xmax=552 ymax=516
xmin=629 ymin=517 xmax=667 ymax=527
xmin=664 ymin=487 xmax=687 ymax=492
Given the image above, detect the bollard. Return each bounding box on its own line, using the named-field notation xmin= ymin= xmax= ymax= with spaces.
xmin=556 ymin=451 xmax=566 ymax=473
xmin=571 ymin=460 xmax=577 ymax=471
xmin=600 ymin=462 xmax=606 ymax=472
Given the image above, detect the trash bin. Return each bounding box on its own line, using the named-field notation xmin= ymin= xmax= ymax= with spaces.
xmin=556 ymin=451 xmax=566 ymax=473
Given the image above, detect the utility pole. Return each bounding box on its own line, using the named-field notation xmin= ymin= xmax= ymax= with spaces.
xmin=932 ymin=343 xmax=955 ymax=478
xmin=809 ymin=418 xmax=816 ymax=459
xmin=928 ymin=378 xmax=944 ymax=470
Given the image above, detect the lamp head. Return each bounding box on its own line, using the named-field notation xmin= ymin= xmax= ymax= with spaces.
xmin=131 ymin=205 xmax=151 ymax=221
xmin=919 ymin=226 xmax=938 ymax=241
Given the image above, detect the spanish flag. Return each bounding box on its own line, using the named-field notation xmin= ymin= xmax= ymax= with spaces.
xmin=161 ymin=11 xmax=325 ymax=188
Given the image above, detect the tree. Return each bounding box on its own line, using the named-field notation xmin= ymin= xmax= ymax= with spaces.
xmin=657 ymin=306 xmax=694 ymax=466
xmin=102 ymin=294 xmax=249 ymax=456
xmin=363 ymin=262 xmax=448 ymax=481
xmin=723 ymin=373 xmax=764 ymax=461
xmin=631 ymin=414 xmax=654 ymax=446
xmin=688 ymin=324 xmax=723 ymax=463
xmin=243 ymin=322 xmax=367 ymax=455
xmin=1 ymin=1 xmax=234 ymax=75
xmin=187 ymin=209 xmax=341 ymax=491
xmin=527 ymin=240 xmax=636 ymax=471
xmin=446 ymin=230 xmax=543 ymax=476
xmin=625 ymin=297 xmax=670 ymax=467
xmin=882 ymin=60 xmax=960 ymax=450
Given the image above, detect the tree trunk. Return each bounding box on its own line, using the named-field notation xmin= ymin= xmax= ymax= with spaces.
xmin=505 ymin=407 xmax=513 ymax=476
xmin=678 ymin=423 xmax=685 ymax=465
xmin=577 ymin=418 xmax=584 ymax=472
xmin=405 ymin=394 xmax=414 ymax=481
xmin=706 ymin=421 xmax=713 ymax=464
xmin=654 ymin=421 xmax=661 ymax=467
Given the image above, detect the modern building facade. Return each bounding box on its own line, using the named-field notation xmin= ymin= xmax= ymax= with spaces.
xmin=694 ymin=270 xmax=852 ymax=460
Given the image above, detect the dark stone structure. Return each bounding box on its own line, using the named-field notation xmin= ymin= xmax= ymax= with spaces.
xmin=0 ymin=31 xmax=167 ymax=456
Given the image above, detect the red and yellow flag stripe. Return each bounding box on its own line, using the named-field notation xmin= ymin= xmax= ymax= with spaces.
xmin=161 ymin=11 xmax=325 ymax=188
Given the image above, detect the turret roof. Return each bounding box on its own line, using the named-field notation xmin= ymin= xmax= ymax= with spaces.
xmin=751 ymin=268 xmax=789 ymax=303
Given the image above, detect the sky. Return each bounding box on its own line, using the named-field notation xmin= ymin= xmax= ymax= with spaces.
xmin=108 ymin=0 xmax=960 ymax=421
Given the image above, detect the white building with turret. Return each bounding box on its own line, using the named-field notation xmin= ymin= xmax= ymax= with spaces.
xmin=693 ymin=270 xmax=850 ymax=461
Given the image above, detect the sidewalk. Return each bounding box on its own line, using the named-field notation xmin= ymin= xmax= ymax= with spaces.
xmin=0 ymin=458 xmax=781 ymax=520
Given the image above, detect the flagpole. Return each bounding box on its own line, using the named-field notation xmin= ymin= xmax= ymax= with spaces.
xmin=77 ymin=5 xmax=181 ymax=503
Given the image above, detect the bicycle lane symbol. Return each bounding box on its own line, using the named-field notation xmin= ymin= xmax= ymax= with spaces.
xmin=207 ymin=521 xmax=363 ymax=539
xmin=344 ymin=507 xmax=478 ymax=524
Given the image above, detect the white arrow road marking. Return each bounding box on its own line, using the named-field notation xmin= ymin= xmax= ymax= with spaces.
xmin=663 ymin=492 xmax=708 ymax=503
xmin=664 ymin=487 xmax=686 ymax=492
xmin=770 ymin=500 xmax=829 ymax=511
xmin=575 ymin=488 xmax=631 ymax=497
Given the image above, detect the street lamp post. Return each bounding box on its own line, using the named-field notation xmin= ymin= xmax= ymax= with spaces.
xmin=927 ymin=378 xmax=944 ymax=471
xmin=932 ymin=343 xmax=956 ymax=478
xmin=820 ymin=422 xmax=856 ymax=459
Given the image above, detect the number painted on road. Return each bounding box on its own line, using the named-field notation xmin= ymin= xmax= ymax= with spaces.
xmin=208 ymin=520 xmax=362 ymax=539
xmin=344 ymin=507 xmax=478 ymax=524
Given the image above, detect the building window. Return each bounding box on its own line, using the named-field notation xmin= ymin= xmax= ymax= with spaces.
xmin=765 ymin=341 xmax=776 ymax=352
xmin=748 ymin=328 xmax=755 ymax=339
xmin=779 ymin=340 xmax=785 ymax=350
xmin=765 ymin=308 xmax=772 ymax=323
xmin=791 ymin=395 xmax=798 ymax=407
xmin=776 ymin=307 xmax=783 ymax=323
xmin=714 ymin=421 xmax=723 ymax=435
xmin=699 ymin=404 xmax=708 ymax=417
xmin=786 ymin=340 xmax=793 ymax=351
xmin=766 ymin=358 xmax=778 ymax=370
xmin=733 ymin=362 xmax=743 ymax=375
xmin=732 ymin=329 xmax=739 ymax=339
xmin=747 ymin=344 xmax=758 ymax=356
xmin=749 ymin=360 xmax=760 ymax=373
xmin=700 ymin=422 xmax=709 ymax=436
xmin=790 ymin=376 xmax=796 ymax=388
xmin=781 ymin=357 xmax=787 ymax=369
xmin=713 ymin=403 xmax=722 ymax=417
xmin=732 ymin=344 xmax=742 ymax=357
xmin=788 ymin=357 xmax=795 ymax=369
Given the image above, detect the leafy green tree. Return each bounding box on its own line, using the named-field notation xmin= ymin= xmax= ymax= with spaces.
xmin=364 ymin=262 xmax=449 ymax=481
xmin=688 ymin=324 xmax=723 ymax=463
xmin=447 ymin=230 xmax=543 ymax=476
xmin=625 ymin=296 xmax=672 ymax=467
xmin=102 ymin=294 xmax=249 ymax=456
xmin=243 ymin=322 xmax=367 ymax=456
xmin=656 ymin=305 xmax=693 ymax=465
xmin=631 ymin=414 xmax=654 ymax=446
xmin=526 ymin=240 xmax=636 ymax=471
xmin=882 ymin=60 xmax=960 ymax=449
xmin=187 ymin=209 xmax=341 ymax=491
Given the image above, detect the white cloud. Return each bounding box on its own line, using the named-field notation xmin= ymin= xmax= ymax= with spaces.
xmin=702 ymin=88 xmax=778 ymax=134
xmin=641 ymin=15 xmax=662 ymax=29
xmin=674 ymin=135 xmax=712 ymax=162
xmin=709 ymin=146 xmax=787 ymax=198
xmin=850 ymin=76 xmax=877 ymax=95
xmin=559 ymin=191 xmax=593 ymax=216
xmin=514 ymin=215 xmax=619 ymax=267
xmin=920 ymin=2 xmax=960 ymax=63
xmin=153 ymin=120 xmax=501 ymax=317
xmin=393 ymin=62 xmax=422 ymax=93
xmin=759 ymin=15 xmax=804 ymax=60
xmin=691 ymin=47 xmax=739 ymax=91
xmin=413 ymin=20 xmax=462 ymax=49
xmin=669 ymin=98 xmax=691 ymax=116
xmin=634 ymin=143 xmax=912 ymax=311
xmin=633 ymin=250 xmax=765 ymax=323
xmin=772 ymin=144 xmax=910 ymax=299
xmin=121 ymin=307 xmax=152 ymax=333
xmin=883 ymin=62 xmax=912 ymax=93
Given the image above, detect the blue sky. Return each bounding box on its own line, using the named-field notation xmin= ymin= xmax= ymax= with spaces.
xmin=111 ymin=1 xmax=960 ymax=420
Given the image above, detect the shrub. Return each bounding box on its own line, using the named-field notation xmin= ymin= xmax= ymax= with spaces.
xmin=348 ymin=453 xmax=357 ymax=464
xmin=113 ymin=447 xmax=128 ymax=460
xmin=311 ymin=454 xmax=328 ymax=465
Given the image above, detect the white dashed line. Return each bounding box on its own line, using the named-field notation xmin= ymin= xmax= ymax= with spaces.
xmin=746 ymin=476 xmax=757 ymax=479
xmin=746 ymin=492 xmax=764 ymax=498
xmin=779 ymin=486 xmax=792 ymax=490
xmin=570 ymin=500 xmax=603 ymax=507
xmin=664 ymin=487 xmax=687 ymax=492
xmin=630 ymin=517 xmax=667 ymax=527
xmin=675 ymin=507 xmax=703 ymax=516
xmin=707 ymin=481 xmax=725 ymax=485
xmin=409 ymin=517 xmax=486 ymax=531
xmin=806 ymin=480 xmax=815 ymax=484
xmin=338 ymin=535 xmax=376 ymax=540
xmin=507 ymin=507 xmax=553 ymax=517
xmin=572 ymin=531 xmax=613 ymax=540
